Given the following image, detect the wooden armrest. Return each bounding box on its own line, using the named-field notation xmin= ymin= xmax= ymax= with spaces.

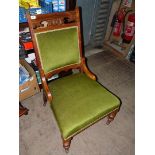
xmin=82 ymin=58 xmax=96 ymax=81
xmin=40 ymin=70 xmax=53 ymax=103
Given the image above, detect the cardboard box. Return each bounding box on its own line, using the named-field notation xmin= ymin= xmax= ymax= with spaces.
xmin=19 ymin=59 xmax=40 ymax=101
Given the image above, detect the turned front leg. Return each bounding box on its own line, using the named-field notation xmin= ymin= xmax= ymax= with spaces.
xmin=62 ymin=137 xmax=73 ymax=153
xmin=106 ymin=109 xmax=118 ymax=125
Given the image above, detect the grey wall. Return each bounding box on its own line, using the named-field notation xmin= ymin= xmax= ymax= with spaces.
xmin=77 ymin=0 xmax=113 ymax=47
xmin=77 ymin=0 xmax=97 ymax=46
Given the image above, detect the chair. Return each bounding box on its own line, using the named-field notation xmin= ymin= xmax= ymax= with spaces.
xmin=27 ymin=8 xmax=121 ymax=152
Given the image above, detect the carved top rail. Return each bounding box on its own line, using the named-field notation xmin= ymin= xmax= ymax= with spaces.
xmin=27 ymin=9 xmax=80 ymax=30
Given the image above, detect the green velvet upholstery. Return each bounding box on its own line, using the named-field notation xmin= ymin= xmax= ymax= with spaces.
xmin=49 ymin=73 xmax=120 ymax=140
xmin=35 ymin=26 xmax=80 ymax=73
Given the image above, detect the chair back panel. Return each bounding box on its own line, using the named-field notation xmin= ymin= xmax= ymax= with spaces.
xmin=35 ymin=26 xmax=80 ymax=73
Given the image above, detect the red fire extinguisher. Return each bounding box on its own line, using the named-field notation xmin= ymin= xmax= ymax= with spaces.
xmin=123 ymin=13 xmax=135 ymax=43
xmin=113 ymin=8 xmax=126 ymax=37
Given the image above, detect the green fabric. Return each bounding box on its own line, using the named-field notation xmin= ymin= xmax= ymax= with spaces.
xmin=49 ymin=73 xmax=120 ymax=139
xmin=35 ymin=27 xmax=80 ymax=73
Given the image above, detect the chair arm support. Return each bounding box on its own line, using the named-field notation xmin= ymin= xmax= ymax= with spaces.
xmin=82 ymin=58 xmax=96 ymax=81
xmin=40 ymin=70 xmax=53 ymax=103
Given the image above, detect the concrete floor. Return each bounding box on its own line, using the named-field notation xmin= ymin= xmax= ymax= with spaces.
xmin=20 ymin=48 xmax=135 ymax=155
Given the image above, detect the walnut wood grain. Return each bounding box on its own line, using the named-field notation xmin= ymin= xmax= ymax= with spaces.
xmin=45 ymin=64 xmax=81 ymax=79
xmin=81 ymin=58 xmax=96 ymax=80
xmin=40 ymin=69 xmax=52 ymax=103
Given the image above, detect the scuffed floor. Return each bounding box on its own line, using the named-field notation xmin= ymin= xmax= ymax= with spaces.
xmin=20 ymin=49 xmax=135 ymax=155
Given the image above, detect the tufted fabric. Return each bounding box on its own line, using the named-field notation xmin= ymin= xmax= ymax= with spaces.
xmin=35 ymin=26 xmax=80 ymax=73
xmin=49 ymin=73 xmax=120 ymax=140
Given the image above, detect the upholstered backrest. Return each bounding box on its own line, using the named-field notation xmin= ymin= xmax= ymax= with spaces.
xmin=35 ymin=26 xmax=80 ymax=73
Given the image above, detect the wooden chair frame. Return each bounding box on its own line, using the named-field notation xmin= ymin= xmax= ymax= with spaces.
xmin=27 ymin=8 xmax=96 ymax=103
xmin=27 ymin=8 xmax=119 ymax=152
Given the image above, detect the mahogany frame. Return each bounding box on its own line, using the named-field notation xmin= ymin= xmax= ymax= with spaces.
xmin=27 ymin=8 xmax=96 ymax=104
xmin=27 ymin=8 xmax=119 ymax=152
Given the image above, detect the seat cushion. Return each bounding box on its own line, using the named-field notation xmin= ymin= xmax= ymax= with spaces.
xmin=49 ymin=73 xmax=120 ymax=140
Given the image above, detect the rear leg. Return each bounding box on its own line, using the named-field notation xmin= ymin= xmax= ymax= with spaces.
xmin=43 ymin=90 xmax=47 ymax=106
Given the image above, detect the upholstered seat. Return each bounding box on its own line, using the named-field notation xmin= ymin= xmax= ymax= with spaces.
xmin=49 ymin=73 xmax=120 ymax=139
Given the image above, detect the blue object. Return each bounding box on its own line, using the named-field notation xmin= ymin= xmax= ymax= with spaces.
xmin=52 ymin=0 xmax=59 ymax=12
xmin=19 ymin=65 xmax=30 ymax=85
xmin=44 ymin=1 xmax=53 ymax=13
xmin=19 ymin=0 xmax=66 ymax=23
xmin=52 ymin=0 xmax=66 ymax=12
xmin=19 ymin=7 xmax=27 ymax=23
xmin=40 ymin=0 xmax=66 ymax=12
xmin=58 ymin=0 xmax=66 ymax=12
xmin=19 ymin=5 xmax=53 ymax=23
